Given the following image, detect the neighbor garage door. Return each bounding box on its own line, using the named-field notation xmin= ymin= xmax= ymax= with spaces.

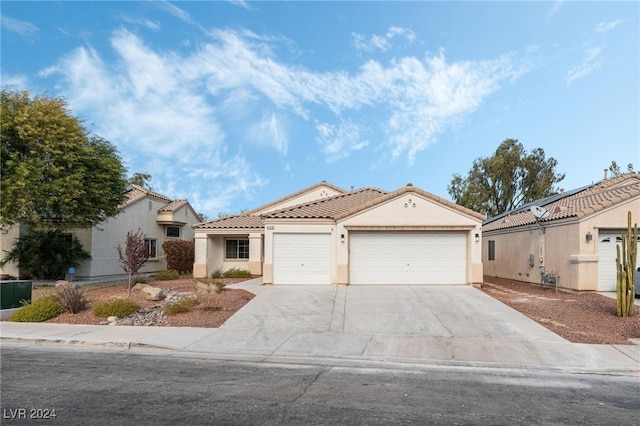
xmin=349 ymin=233 xmax=467 ymax=285
xmin=273 ymin=233 xmax=331 ymax=284
xmin=598 ymin=233 xmax=640 ymax=291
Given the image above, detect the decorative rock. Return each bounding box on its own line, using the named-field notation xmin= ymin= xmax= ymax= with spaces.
xmin=98 ymin=289 xmax=201 ymax=327
xmin=141 ymin=286 xmax=165 ymax=301
xmin=55 ymin=280 xmax=73 ymax=288
xmin=132 ymin=283 xmax=149 ymax=291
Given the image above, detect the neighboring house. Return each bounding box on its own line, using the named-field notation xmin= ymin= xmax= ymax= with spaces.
xmin=0 ymin=185 xmax=200 ymax=279
xmin=482 ymin=172 xmax=640 ymax=292
xmin=0 ymin=223 xmax=28 ymax=279
xmin=193 ymin=181 xmax=485 ymax=285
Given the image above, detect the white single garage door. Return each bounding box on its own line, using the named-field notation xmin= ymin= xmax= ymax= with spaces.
xmin=273 ymin=233 xmax=331 ymax=284
xmin=598 ymin=233 xmax=640 ymax=291
xmin=349 ymin=233 xmax=467 ymax=285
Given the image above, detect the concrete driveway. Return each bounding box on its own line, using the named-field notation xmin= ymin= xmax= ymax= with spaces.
xmin=223 ymin=283 xmax=563 ymax=342
xmin=205 ymin=281 xmax=607 ymax=365
xmin=3 ymin=279 xmax=638 ymax=373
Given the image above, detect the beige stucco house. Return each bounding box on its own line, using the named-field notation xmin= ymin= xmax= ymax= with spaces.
xmin=193 ymin=181 xmax=485 ymax=285
xmin=1 ymin=184 xmax=200 ymax=280
xmin=482 ymin=172 xmax=640 ymax=292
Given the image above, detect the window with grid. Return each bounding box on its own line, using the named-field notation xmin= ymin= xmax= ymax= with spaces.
xmin=144 ymin=238 xmax=157 ymax=259
xmin=225 ymin=239 xmax=249 ymax=259
xmin=166 ymin=226 xmax=180 ymax=238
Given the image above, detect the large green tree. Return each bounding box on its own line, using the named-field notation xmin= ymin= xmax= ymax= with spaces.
xmin=1 ymin=88 xmax=128 ymax=230
xmin=448 ymin=139 xmax=565 ymax=218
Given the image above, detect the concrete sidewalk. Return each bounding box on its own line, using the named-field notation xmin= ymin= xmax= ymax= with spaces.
xmin=1 ymin=279 xmax=638 ymax=376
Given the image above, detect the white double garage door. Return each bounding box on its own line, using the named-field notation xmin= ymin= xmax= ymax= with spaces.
xmin=273 ymin=232 xmax=468 ymax=285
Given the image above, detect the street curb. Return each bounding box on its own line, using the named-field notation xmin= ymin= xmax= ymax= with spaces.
xmin=3 ymin=336 xmax=638 ymax=378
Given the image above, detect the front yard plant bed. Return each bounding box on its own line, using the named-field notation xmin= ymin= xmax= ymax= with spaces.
xmin=15 ymin=277 xmax=254 ymax=328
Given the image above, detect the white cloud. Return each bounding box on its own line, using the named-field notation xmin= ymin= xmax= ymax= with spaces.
xmin=156 ymin=1 xmax=193 ymax=25
xmin=595 ymin=19 xmax=623 ymax=34
xmin=566 ymin=46 xmax=602 ymax=85
xmin=246 ymin=112 xmax=289 ymax=155
xmin=119 ymin=14 xmax=161 ymax=31
xmin=44 ymin=26 xmax=523 ymax=213
xmin=1 ymin=15 xmax=39 ymax=39
xmin=352 ymin=26 xmax=416 ymax=52
xmin=0 ymin=73 xmax=29 ymax=89
xmin=316 ymin=120 xmax=369 ymax=163
xmin=545 ymin=1 xmax=565 ymax=21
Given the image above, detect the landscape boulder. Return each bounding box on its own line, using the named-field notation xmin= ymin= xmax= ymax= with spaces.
xmin=132 ymin=283 xmax=165 ymax=301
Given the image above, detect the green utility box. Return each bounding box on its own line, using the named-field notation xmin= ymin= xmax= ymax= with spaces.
xmin=0 ymin=280 xmax=33 ymax=309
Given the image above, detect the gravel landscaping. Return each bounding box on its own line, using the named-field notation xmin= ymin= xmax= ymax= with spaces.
xmin=482 ymin=276 xmax=640 ymax=345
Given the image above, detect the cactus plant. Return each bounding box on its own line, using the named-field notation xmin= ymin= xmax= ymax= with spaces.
xmin=616 ymin=211 xmax=637 ymax=317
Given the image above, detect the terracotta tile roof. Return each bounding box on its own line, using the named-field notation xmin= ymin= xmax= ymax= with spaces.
xmin=194 ymin=215 xmax=265 ymax=230
xmin=123 ymin=185 xmax=198 ymax=218
xmin=263 ymin=188 xmax=388 ymax=219
xmin=247 ymin=181 xmax=347 ymax=215
xmin=123 ymin=184 xmax=173 ymax=206
xmin=483 ymin=173 xmax=640 ymax=232
xmin=195 ymin=183 xmax=484 ymax=229
xmin=159 ymin=199 xmax=188 ymax=212
xmin=334 ymin=184 xmax=486 ymax=221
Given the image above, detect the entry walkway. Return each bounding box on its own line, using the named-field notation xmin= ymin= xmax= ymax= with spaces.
xmin=1 ymin=279 xmax=638 ymax=375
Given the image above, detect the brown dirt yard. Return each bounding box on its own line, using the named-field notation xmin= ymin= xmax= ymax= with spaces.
xmin=482 ymin=276 xmax=640 ymax=345
xmin=12 ymin=276 xmax=640 ymax=345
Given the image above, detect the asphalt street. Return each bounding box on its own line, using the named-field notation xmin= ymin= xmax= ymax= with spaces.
xmin=1 ymin=343 xmax=638 ymax=425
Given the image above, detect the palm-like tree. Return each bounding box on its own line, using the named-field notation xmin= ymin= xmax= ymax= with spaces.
xmin=1 ymin=229 xmax=91 ymax=279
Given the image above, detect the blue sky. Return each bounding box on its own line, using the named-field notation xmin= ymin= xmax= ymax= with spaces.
xmin=2 ymin=1 xmax=638 ymax=218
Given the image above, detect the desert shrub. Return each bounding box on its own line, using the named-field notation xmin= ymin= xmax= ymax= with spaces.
xmin=164 ymin=297 xmax=199 ymax=315
xmin=9 ymin=297 xmax=62 ymax=322
xmin=133 ymin=274 xmax=149 ymax=284
xmin=211 ymin=269 xmax=223 ymax=279
xmin=211 ymin=280 xmax=226 ymax=292
xmin=222 ymin=267 xmax=252 ymax=278
xmin=162 ymin=239 xmax=195 ymax=273
xmin=153 ymin=270 xmax=180 ymax=281
xmin=53 ymin=284 xmax=88 ymax=314
xmin=93 ymin=298 xmax=139 ymax=318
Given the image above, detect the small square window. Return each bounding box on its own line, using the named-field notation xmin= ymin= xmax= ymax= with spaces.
xmin=225 ymin=239 xmax=249 ymax=259
xmin=166 ymin=226 xmax=180 ymax=238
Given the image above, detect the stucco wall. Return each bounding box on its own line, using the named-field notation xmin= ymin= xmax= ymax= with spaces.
xmin=0 ymin=223 xmax=27 ymax=278
xmin=251 ymin=185 xmax=343 ymax=215
xmin=483 ymin=197 xmax=640 ymax=291
xmin=76 ymin=198 xmax=200 ymax=278
xmin=261 ymin=193 xmax=484 ymax=285
xmin=338 ymin=193 xmax=484 ymax=284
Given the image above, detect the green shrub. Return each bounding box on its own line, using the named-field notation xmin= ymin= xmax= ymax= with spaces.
xmin=153 ymin=270 xmax=180 ymax=281
xmin=162 ymin=240 xmax=195 ymax=273
xmin=53 ymin=284 xmax=88 ymax=314
xmin=93 ymin=298 xmax=139 ymax=318
xmin=133 ymin=274 xmax=149 ymax=284
xmin=211 ymin=269 xmax=223 ymax=279
xmin=222 ymin=267 xmax=252 ymax=278
xmin=164 ymin=297 xmax=199 ymax=315
xmin=9 ymin=297 xmax=62 ymax=322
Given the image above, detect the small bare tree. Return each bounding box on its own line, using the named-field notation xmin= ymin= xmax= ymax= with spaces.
xmin=117 ymin=229 xmax=148 ymax=296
